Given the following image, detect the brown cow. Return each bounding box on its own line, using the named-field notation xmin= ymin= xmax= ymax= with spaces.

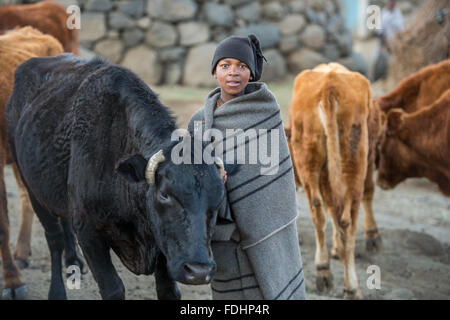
xmin=377 ymin=59 xmax=450 ymax=113
xmin=0 ymin=26 xmax=63 ymax=57
xmin=0 ymin=0 xmax=79 ymax=55
xmin=377 ymin=89 xmax=450 ymax=196
xmin=0 ymin=27 xmax=63 ymax=299
xmin=286 ymin=63 xmax=381 ymax=299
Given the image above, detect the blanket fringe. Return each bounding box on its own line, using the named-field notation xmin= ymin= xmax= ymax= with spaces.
xmin=241 ymin=214 xmax=299 ymax=250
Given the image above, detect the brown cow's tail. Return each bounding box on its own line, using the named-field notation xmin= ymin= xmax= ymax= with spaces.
xmin=319 ymin=84 xmax=347 ymax=259
xmin=319 ymin=84 xmax=345 ymax=209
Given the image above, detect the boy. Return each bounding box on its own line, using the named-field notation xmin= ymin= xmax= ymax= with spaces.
xmin=188 ymin=35 xmax=306 ymax=300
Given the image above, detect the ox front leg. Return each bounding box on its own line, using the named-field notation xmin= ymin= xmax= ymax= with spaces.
xmin=76 ymin=229 xmax=125 ymax=300
xmin=12 ymin=163 xmax=34 ymax=269
xmin=28 ymin=194 xmax=67 ymax=300
xmin=60 ymin=218 xmax=87 ymax=275
xmin=155 ymin=253 xmax=181 ymax=300
xmin=362 ymin=166 xmax=382 ymax=253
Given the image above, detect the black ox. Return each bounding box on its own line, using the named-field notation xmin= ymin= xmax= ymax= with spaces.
xmin=6 ymin=54 xmax=227 ymax=300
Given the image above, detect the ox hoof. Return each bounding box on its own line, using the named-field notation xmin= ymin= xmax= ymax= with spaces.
xmin=366 ymin=235 xmax=383 ymax=253
xmin=15 ymin=257 xmax=30 ymax=269
xmin=2 ymin=284 xmax=28 ymax=300
xmin=344 ymin=288 xmax=363 ymax=300
xmin=315 ymin=265 xmax=333 ymax=292
xmin=103 ymin=288 xmax=125 ymax=300
xmin=316 ymin=275 xmax=333 ymax=292
xmin=65 ymin=255 xmax=88 ymax=276
xmin=157 ymin=284 xmax=181 ymax=300
xmin=331 ymin=247 xmax=340 ymax=260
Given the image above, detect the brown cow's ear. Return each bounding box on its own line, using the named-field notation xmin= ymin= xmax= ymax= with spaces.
xmin=380 ymin=111 xmax=387 ymax=126
xmin=387 ymin=109 xmax=404 ymax=134
xmin=284 ymin=126 xmax=292 ymax=139
xmin=376 ymin=97 xmax=387 ymax=111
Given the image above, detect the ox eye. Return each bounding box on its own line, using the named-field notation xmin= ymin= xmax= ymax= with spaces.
xmin=158 ymin=190 xmax=170 ymax=202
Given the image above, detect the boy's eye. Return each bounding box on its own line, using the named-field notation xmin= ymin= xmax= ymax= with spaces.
xmin=240 ymin=65 xmax=247 ymax=69
xmin=220 ymin=64 xmax=229 ymax=68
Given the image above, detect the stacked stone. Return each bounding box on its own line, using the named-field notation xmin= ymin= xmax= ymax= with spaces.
xmin=9 ymin=0 xmax=362 ymax=86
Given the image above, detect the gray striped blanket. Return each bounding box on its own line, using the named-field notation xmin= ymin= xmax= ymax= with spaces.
xmin=187 ymin=82 xmax=306 ymax=300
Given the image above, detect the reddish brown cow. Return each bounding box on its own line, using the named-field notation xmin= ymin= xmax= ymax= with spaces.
xmin=285 ymin=63 xmax=382 ymax=299
xmin=0 ymin=27 xmax=63 ymax=299
xmin=0 ymin=0 xmax=79 ymax=55
xmin=377 ymin=59 xmax=450 ymax=113
xmin=377 ymin=89 xmax=450 ymax=196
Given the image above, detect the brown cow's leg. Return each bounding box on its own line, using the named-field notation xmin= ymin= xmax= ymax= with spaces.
xmin=319 ymin=171 xmax=340 ymax=260
xmin=362 ymin=166 xmax=382 ymax=252
xmin=285 ymin=126 xmax=301 ymax=188
xmin=330 ymin=214 xmax=340 ymax=260
xmin=342 ymin=199 xmax=363 ymax=299
xmin=0 ymin=159 xmax=27 ymax=299
xmin=12 ymin=163 xmax=34 ymax=268
xmin=294 ymin=131 xmax=332 ymax=292
xmin=302 ymin=175 xmax=333 ymax=292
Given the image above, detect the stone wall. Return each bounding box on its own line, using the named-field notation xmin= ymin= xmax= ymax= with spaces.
xmin=77 ymin=0 xmax=367 ymax=86
xmin=2 ymin=0 xmax=366 ymax=86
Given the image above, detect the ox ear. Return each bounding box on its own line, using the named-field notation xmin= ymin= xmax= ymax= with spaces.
xmin=116 ymin=154 xmax=147 ymax=183
xmin=387 ymin=109 xmax=404 ymax=134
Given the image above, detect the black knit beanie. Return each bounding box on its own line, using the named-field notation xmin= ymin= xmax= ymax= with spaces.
xmin=211 ymin=34 xmax=267 ymax=82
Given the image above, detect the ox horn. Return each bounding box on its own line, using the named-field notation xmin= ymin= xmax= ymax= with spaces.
xmin=145 ymin=150 xmax=166 ymax=186
xmin=215 ymin=157 xmax=225 ymax=181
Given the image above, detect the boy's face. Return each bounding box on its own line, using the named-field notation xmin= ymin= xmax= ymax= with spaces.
xmin=387 ymin=0 xmax=396 ymax=10
xmin=214 ymin=58 xmax=252 ymax=98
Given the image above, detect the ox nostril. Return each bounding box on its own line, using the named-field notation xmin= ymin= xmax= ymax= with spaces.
xmin=183 ymin=263 xmax=215 ymax=283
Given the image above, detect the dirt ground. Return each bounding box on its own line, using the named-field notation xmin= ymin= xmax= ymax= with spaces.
xmin=1 ymin=36 xmax=449 ymax=300
xmin=1 ymin=89 xmax=449 ymax=300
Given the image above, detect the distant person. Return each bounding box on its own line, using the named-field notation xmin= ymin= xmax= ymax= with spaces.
xmin=374 ymin=0 xmax=404 ymax=81
xmin=379 ymin=0 xmax=404 ymax=49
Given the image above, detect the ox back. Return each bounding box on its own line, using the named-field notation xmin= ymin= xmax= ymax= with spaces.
xmin=5 ymin=54 xmax=186 ymax=299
